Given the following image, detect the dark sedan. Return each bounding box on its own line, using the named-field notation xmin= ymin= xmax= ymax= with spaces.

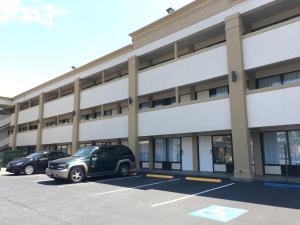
xmin=6 ymin=151 xmax=69 ymax=175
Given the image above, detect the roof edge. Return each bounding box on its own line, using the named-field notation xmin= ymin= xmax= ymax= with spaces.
xmin=12 ymin=44 xmax=133 ymax=101
xmin=129 ymin=0 xmax=215 ymax=38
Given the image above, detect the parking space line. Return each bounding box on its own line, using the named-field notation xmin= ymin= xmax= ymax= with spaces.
xmin=31 ymin=179 xmax=53 ymax=183
xmin=151 ymin=183 xmax=235 ymax=208
xmin=95 ymin=178 xmax=181 ymax=196
xmin=97 ymin=175 xmax=143 ymax=183
xmin=58 ymin=175 xmax=143 ymax=188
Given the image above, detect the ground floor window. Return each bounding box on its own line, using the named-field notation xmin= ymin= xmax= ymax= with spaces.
xmin=139 ymin=140 xmax=150 ymax=169
xmin=212 ymin=135 xmax=234 ymax=173
xmin=154 ymin=138 xmax=181 ymax=170
xmin=262 ymin=130 xmax=300 ymax=177
xmin=43 ymin=144 xmax=71 ymax=154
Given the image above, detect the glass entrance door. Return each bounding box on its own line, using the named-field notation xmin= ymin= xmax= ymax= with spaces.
xmin=212 ymin=135 xmax=234 ymax=173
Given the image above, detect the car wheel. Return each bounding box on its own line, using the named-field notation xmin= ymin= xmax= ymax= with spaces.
xmin=118 ymin=163 xmax=129 ymax=177
xmin=24 ymin=165 xmax=35 ymax=175
xmin=69 ymin=167 xmax=85 ymax=183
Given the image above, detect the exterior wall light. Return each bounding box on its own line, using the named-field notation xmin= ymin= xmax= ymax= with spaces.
xmin=128 ymin=97 xmax=133 ymax=105
xmin=231 ymin=71 xmax=237 ymax=82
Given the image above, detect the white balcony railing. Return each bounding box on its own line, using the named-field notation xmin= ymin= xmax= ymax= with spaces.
xmin=247 ymin=85 xmax=300 ymax=128
xmin=79 ymin=116 xmax=128 ymax=141
xmin=138 ymin=45 xmax=228 ymax=96
xmin=138 ymin=98 xmax=231 ymax=137
xmin=42 ymin=125 xmax=72 ymax=145
xmin=16 ymin=130 xmax=37 ymax=146
xmin=243 ymin=18 xmax=300 ymax=70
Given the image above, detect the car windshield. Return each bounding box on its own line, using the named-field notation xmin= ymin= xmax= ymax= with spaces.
xmin=73 ymin=147 xmax=96 ymax=157
xmin=25 ymin=153 xmax=43 ymax=159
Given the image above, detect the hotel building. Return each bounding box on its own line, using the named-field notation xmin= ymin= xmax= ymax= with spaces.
xmin=1 ymin=0 xmax=300 ymax=181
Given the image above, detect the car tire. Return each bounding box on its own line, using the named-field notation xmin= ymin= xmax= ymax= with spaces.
xmin=24 ymin=165 xmax=35 ymax=175
xmin=69 ymin=167 xmax=85 ymax=183
xmin=118 ymin=163 xmax=129 ymax=177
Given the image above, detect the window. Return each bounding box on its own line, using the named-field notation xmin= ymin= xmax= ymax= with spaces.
xmin=262 ymin=132 xmax=287 ymax=165
xmin=139 ymin=102 xmax=150 ymax=110
xmin=153 ymin=97 xmax=176 ymax=108
xmin=45 ymin=120 xmax=57 ymax=127
xmin=104 ymin=110 xmax=112 ymax=116
xmin=257 ymin=75 xmax=281 ymax=89
xmin=168 ymin=138 xmax=181 ymax=163
xmin=18 ymin=124 xmax=28 ymax=132
xmin=121 ymin=106 xmax=128 ymax=114
xmin=283 ymin=71 xmax=300 ymax=85
xmin=95 ymin=111 xmax=102 ymax=119
xmin=139 ymin=140 xmax=149 ymax=162
xmin=257 ymin=70 xmax=300 ymax=89
xmin=58 ymin=118 xmax=70 ymax=125
xmin=288 ymin=131 xmax=300 ymax=165
xmin=209 ymin=86 xmax=229 ymax=98
xmin=29 ymin=122 xmax=38 ymax=130
xmin=155 ymin=139 xmax=167 ymax=162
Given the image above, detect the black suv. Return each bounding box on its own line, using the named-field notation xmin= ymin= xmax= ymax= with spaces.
xmin=46 ymin=145 xmax=136 ymax=183
xmin=6 ymin=151 xmax=69 ymax=175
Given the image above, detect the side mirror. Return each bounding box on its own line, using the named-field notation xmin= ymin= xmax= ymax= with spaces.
xmin=91 ymin=153 xmax=98 ymax=161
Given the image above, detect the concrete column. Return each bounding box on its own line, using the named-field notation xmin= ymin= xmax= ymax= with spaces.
xmin=174 ymin=42 xmax=178 ymax=59
xmin=149 ymin=138 xmax=154 ymax=170
xmin=128 ymin=56 xmax=140 ymax=170
xmin=11 ymin=104 xmax=20 ymax=149
xmin=102 ymin=71 xmax=105 ymax=83
xmin=175 ymin=87 xmax=180 ymax=103
xmin=71 ymin=79 xmax=81 ymax=154
xmin=252 ymin=129 xmax=263 ymax=176
xmin=225 ymin=13 xmax=253 ymax=181
xmin=192 ymin=134 xmax=199 ymax=172
xmin=36 ymin=93 xmax=45 ymax=151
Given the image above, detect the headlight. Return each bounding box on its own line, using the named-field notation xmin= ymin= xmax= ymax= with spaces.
xmin=15 ymin=162 xmax=23 ymax=166
xmin=57 ymin=164 xmax=67 ymax=169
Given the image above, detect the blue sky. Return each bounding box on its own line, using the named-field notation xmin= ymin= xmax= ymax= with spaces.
xmin=0 ymin=0 xmax=193 ymax=97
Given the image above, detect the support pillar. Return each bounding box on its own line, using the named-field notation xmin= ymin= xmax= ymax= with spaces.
xmin=175 ymin=87 xmax=180 ymax=103
xmin=149 ymin=138 xmax=154 ymax=170
xmin=71 ymin=78 xmax=81 ymax=154
xmin=36 ymin=93 xmax=45 ymax=151
xmin=225 ymin=13 xmax=253 ymax=181
xmin=174 ymin=42 xmax=178 ymax=59
xmin=128 ymin=56 xmax=140 ymax=170
xmin=192 ymin=134 xmax=199 ymax=172
xmin=11 ymin=104 xmax=20 ymax=149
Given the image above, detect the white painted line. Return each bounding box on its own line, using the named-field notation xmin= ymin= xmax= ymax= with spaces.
xmin=31 ymin=179 xmax=52 ymax=183
xmin=58 ymin=175 xmax=143 ymax=188
xmin=97 ymin=175 xmax=143 ymax=183
xmin=151 ymin=183 xmax=235 ymax=208
xmin=95 ymin=178 xmax=181 ymax=196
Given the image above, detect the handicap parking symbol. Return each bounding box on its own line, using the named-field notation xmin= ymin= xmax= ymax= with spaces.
xmin=189 ymin=205 xmax=248 ymax=223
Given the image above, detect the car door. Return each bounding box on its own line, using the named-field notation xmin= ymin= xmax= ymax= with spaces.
xmin=96 ymin=147 xmax=118 ymax=172
xmin=37 ymin=153 xmax=49 ymax=171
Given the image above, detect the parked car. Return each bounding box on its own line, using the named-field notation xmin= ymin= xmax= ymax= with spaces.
xmin=6 ymin=151 xmax=69 ymax=175
xmin=46 ymin=145 xmax=136 ymax=183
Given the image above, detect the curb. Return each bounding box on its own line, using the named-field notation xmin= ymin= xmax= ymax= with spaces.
xmin=185 ymin=177 xmax=222 ymax=183
xmin=146 ymin=174 xmax=174 ymax=179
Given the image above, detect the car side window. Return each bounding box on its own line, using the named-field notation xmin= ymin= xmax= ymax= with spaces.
xmin=100 ymin=149 xmax=109 ymax=158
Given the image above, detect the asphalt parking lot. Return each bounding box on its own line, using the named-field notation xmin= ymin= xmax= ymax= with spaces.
xmin=0 ymin=173 xmax=299 ymax=225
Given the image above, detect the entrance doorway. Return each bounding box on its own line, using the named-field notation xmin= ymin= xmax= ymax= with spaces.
xmin=212 ymin=135 xmax=234 ymax=173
